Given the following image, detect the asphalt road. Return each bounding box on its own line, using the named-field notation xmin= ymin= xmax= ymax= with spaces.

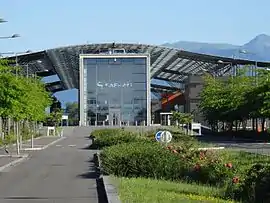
xmin=214 ymin=141 xmax=270 ymax=155
xmin=0 ymin=128 xmax=99 ymax=203
xmin=197 ymin=136 xmax=270 ymax=155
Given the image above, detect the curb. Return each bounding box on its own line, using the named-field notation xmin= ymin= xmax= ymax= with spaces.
xmin=103 ymin=176 xmax=122 ymax=203
xmin=0 ymin=154 xmax=28 ymax=158
xmin=95 ymin=152 xmax=121 ymax=203
xmin=6 ymin=136 xmax=66 ymax=151
xmin=0 ymin=154 xmax=29 ymax=172
xmin=22 ymin=147 xmax=43 ymax=151
xmin=0 ymin=136 xmax=48 ymax=150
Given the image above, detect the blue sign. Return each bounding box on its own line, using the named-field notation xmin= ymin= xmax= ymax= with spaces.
xmin=155 ymin=131 xmax=163 ymax=142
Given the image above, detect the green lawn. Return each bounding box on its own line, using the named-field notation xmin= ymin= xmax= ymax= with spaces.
xmin=112 ymin=177 xmax=236 ymax=203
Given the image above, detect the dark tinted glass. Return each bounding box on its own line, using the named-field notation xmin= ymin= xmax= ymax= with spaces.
xmin=83 ymin=57 xmax=147 ymax=125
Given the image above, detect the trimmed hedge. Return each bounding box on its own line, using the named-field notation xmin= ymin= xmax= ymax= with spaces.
xmin=91 ymin=128 xmax=124 ymax=138
xmin=90 ymin=128 xmax=149 ymax=149
xmin=100 ymin=141 xmax=186 ymax=180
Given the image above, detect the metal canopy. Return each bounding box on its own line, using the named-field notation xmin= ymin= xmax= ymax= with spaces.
xmin=45 ymin=81 xmax=65 ymax=93
xmin=151 ymin=83 xmax=181 ymax=92
xmin=6 ymin=43 xmax=270 ymax=93
xmin=7 ymin=51 xmax=57 ymax=78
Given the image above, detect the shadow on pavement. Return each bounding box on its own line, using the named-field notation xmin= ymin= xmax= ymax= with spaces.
xmin=80 ymin=146 xmax=92 ymax=150
xmin=84 ymin=136 xmax=91 ymax=139
xmin=77 ymin=157 xmax=108 ymax=203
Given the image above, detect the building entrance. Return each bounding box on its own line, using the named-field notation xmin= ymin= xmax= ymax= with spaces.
xmin=109 ymin=109 xmax=121 ymax=126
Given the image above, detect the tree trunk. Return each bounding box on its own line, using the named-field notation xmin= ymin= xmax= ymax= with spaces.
xmin=256 ymin=118 xmax=258 ymax=132
xmin=15 ymin=120 xmax=20 ymax=155
xmin=262 ymin=118 xmax=266 ymax=133
xmin=8 ymin=117 xmax=11 ymax=135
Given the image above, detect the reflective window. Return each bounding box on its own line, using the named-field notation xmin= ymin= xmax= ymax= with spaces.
xmin=83 ymin=56 xmax=148 ymax=125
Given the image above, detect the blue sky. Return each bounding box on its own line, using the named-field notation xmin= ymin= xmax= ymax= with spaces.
xmin=1 ymin=0 xmax=269 ymax=104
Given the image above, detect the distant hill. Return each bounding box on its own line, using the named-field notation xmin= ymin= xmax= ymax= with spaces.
xmin=162 ymin=34 xmax=270 ymax=62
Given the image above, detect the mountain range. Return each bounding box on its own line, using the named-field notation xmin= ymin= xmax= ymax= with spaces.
xmin=162 ymin=34 xmax=270 ymax=62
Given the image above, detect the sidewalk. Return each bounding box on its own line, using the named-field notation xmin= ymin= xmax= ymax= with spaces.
xmin=0 ymin=136 xmax=63 ymax=155
xmin=0 ymin=155 xmax=29 ymax=172
xmin=21 ymin=136 xmax=62 ymax=149
xmin=0 ymin=136 xmax=64 ymax=172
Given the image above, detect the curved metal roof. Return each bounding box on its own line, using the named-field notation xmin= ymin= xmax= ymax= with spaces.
xmin=7 ymin=43 xmax=270 ymax=93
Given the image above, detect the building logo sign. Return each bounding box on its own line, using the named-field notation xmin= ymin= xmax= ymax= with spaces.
xmin=97 ymin=81 xmax=133 ymax=88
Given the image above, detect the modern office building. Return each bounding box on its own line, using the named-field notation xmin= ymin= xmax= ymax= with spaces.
xmin=7 ymin=43 xmax=270 ymax=127
xmin=79 ymin=53 xmax=151 ymax=126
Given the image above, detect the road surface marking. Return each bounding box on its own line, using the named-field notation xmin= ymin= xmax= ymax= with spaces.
xmin=68 ymin=145 xmax=76 ymax=147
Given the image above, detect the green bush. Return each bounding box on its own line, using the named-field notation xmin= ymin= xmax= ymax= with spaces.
xmin=165 ymin=147 xmax=236 ymax=186
xmin=90 ymin=128 xmax=147 ymax=149
xmin=100 ymin=141 xmax=186 ymax=180
xmin=100 ymin=139 xmax=237 ymax=186
xmin=226 ymin=163 xmax=270 ymax=203
xmin=93 ymin=133 xmax=148 ymax=149
xmin=91 ymin=128 xmax=123 ymax=139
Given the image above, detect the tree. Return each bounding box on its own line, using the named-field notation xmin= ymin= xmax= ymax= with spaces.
xmin=0 ymin=59 xmax=52 ymax=153
xmin=50 ymin=96 xmax=61 ymax=113
xmin=199 ymin=66 xmax=270 ymax=134
xmin=199 ymin=68 xmax=254 ymax=132
xmin=171 ymin=111 xmax=193 ymax=134
xmin=65 ymin=102 xmax=79 ymax=126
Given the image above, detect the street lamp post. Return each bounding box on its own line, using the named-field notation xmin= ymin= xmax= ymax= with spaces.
xmin=0 ymin=34 xmax=20 ymax=39
xmin=238 ymin=49 xmax=258 ymax=132
xmin=0 ymin=50 xmax=32 ymax=76
xmin=20 ymin=60 xmax=42 ymax=78
xmin=217 ymin=60 xmax=234 ymax=78
xmin=31 ymin=69 xmax=48 ymax=148
xmin=0 ymin=18 xmax=7 ymax=23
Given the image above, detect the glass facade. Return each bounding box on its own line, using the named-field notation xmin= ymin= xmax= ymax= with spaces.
xmin=81 ymin=56 xmax=149 ymax=126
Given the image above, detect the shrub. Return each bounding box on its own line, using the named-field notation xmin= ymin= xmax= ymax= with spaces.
xmin=100 ymin=141 xmax=187 ymax=181
xmin=93 ymin=133 xmax=147 ymax=149
xmin=91 ymin=128 xmax=124 ymax=139
xmin=226 ymin=163 xmax=270 ymax=203
xmin=90 ymin=128 xmax=147 ymax=149
xmin=101 ymin=141 xmax=237 ymax=186
xmin=3 ymin=134 xmax=17 ymax=144
xmin=165 ymin=146 xmax=236 ymax=186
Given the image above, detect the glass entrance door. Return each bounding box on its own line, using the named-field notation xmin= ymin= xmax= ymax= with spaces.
xmin=109 ymin=109 xmax=121 ymax=126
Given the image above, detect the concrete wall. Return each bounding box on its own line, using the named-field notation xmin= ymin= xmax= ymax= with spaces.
xmin=184 ymin=75 xmax=203 ymax=114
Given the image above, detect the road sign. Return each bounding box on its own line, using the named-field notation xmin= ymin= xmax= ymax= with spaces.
xmin=160 ymin=131 xmax=172 ymax=143
xmin=155 ymin=131 xmax=163 ymax=142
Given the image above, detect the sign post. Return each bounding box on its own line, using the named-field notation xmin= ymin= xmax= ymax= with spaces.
xmin=155 ymin=131 xmax=163 ymax=142
xmin=155 ymin=130 xmax=172 ymax=147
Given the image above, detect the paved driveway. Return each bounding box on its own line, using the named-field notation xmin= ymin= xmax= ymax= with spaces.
xmin=0 ymin=129 xmax=99 ymax=203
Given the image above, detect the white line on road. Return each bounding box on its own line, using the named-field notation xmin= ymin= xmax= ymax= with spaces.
xmin=23 ymin=148 xmax=43 ymax=151
xmin=41 ymin=137 xmax=66 ymax=150
xmin=68 ymin=145 xmax=76 ymax=147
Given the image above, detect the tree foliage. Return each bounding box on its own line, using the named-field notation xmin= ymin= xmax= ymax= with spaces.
xmin=65 ymin=102 xmax=79 ymax=126
xmin=0 ymin=59 xmax=52 ymax=136
xmin=199 ymin=67 xmax=270 ymax=132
